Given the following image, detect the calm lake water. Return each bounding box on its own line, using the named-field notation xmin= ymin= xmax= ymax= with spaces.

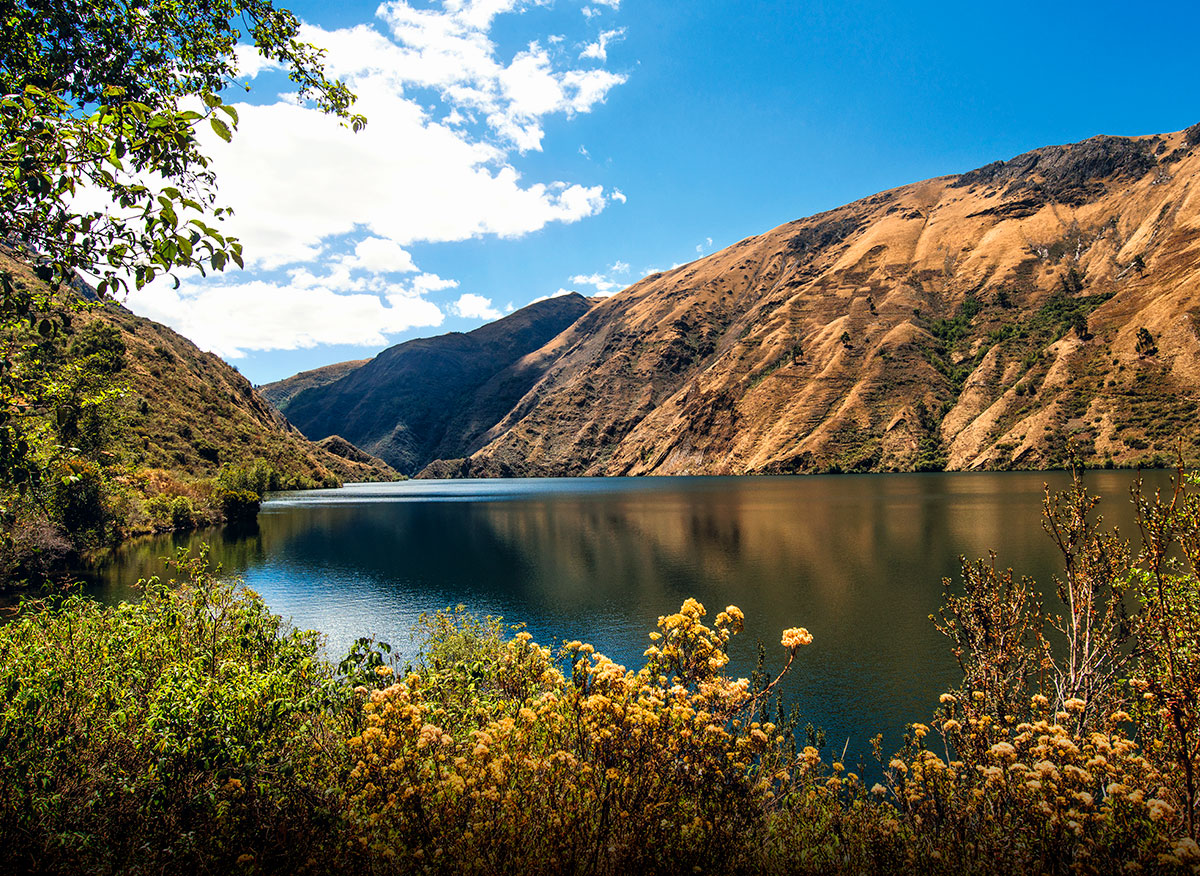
xmin=81 ymin=470 xmax=1172 ymax=765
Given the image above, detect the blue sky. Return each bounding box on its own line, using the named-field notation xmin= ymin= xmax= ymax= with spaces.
xmin=127 ymin=0 xmax=1200 ymax=385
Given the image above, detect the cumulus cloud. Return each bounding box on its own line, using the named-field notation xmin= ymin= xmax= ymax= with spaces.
xmin=580 ymin=28 xmax=624 ymax=62
xmin=342 ymin=237 xmax=419 ymax=274
xmin=450 ymin=292 xmax=504 ymax=319
xmin=133 ymin=278 xmax=446 ymax=358
xmin=126 ymin=0 xmax=628 ymax=357
xmin=565 ymin=262 xmax=632 ymax=297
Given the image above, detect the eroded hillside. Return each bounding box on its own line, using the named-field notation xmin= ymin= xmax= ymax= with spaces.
xmin=274 ymin=293 xmax=596 ymax=475
xmin=429 ymin=125 xmax=1200 ymax=476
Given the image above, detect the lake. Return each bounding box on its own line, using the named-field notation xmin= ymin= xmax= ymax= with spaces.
xmin=81 ymin=469 xmax=1171 ymax=766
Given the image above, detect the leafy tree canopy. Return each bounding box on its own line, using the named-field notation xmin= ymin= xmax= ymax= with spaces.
xmin=1 ymin=0 xmax=364 ymax=298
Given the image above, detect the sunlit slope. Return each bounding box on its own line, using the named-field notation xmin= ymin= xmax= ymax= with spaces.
xmin=260 ymin=359 xmax=369 ymax=412
xmin=436 ymin=124 xmax=1200 ymax=476
xmin=0 ymin=251 xmax=396 ymax=485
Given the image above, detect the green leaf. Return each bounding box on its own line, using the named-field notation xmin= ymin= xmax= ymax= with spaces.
xmin=209 ymin=118 xmax=232 ymax=143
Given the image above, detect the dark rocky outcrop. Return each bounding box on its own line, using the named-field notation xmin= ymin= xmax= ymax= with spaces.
xmin=952 ymin=135 xmax=1159 ymax=206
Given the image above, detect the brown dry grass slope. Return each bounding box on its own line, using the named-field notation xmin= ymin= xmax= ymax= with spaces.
xmin=440 ymin=125 xmax=1200 ymax=477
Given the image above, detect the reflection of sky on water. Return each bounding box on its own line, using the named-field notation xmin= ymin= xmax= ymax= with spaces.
xmin=83 ymin=470 xmax=1172 ymax=769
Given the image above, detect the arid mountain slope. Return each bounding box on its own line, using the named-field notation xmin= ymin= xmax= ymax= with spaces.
xmin=90 ymin=304 xmax=397 ymax=484
xmin=0 ymin=249 xmax=394 ymax=487
xmin=423 ymin=124 xmax=1200 ymax=476
xmin=277 ymin=293 xmax=595 ymax=474
xmin=260 ymin=359 xmax=368 ymax=411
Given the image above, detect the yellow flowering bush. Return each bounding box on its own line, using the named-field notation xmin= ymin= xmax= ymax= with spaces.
xmin=873 ymin=694 xmax=1182 ymax=873
xmin=344 ymin=599 xmax=808 ymax=873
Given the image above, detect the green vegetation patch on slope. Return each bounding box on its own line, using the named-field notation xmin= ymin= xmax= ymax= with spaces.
xmin=0 ymin=253 xmax=397 ymax=586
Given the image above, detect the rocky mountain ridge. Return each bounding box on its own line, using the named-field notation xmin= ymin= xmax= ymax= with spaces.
xmin=266 ymin=293 xmax=595 ymax=475
xmin=273 ymin=124 xmax=1200 ymax=477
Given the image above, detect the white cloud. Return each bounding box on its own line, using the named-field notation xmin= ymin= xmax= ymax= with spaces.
xmin=610 ymin=260 xmax=630 ymax=273
xmin=133 ymin=278 xmax=445 ymax=358
xmin=450 ymin=292 xmax=503 ymax=319
xmin=342 ymin=237 xmax=419 ymax=274
xmin=610 ymin=188 xmax=627 ymax=203
xmin=580 ymin=27 xmax=624 ymax=62
xmin=568 ymin=266 xmax=628 ymax=297
xmin=582 ymin=0 xmax=619 ymax=17
xmin=124 ymin=0 xmax=629 ymax=358
xmin=194 ymin=8 xmax=626 ymax=269
xmin=412 ymin=273 xmax=460 ymax=293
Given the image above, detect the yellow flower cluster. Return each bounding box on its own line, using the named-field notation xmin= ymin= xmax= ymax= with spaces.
xmin=343 ymin=600 xmax=806 ymax=871
xmin=780 ymin=627 xmax=813 ymax=650
xmin=877 ymin=692 xmax=1185 ymax=871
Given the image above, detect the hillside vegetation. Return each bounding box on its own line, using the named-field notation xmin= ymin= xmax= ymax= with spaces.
xmin=0 ymin=252 xmax=395 ymax=583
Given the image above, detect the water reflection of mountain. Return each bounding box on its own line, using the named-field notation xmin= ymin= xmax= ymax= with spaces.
xmin=86 ymin=470 xmax=1172 ymax=767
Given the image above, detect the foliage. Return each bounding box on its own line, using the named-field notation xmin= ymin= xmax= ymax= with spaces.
xmin=0 ymin=0 xmax=369 ymax=583
xmin=217 ymin=487 xmax=260 ymax=525
xmin=7 ymin=473 xmax=1200 ymax=872
xmin=216 ymin=458 xmax=281 ymax=495
xmin=1 ymin=0 xmax=361 ymax=297
xmin=344 ymin=599 xmax=810 ymax=874
xmin=1137 ymin=327 xmax=1159 ymax=357
xmin=1129 ymin=472 xmax=1200 ymax=837
xmin=0 ymin=550 xmax=349 ymax=874
xmin=885 ymin=701 xmax=1184 ymax=874
xmin=934 ymin=554 xmax=1045 ymax=729
xmin=0 ymin=273 xmax=132 ymax=573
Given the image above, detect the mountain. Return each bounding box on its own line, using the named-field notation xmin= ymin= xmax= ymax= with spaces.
xmin=0 ymin=250 xmax=396 ymax=487
xmin=259 ymin=359 xmax=369 ymax=411
xmin=280 ymin=124 xmax=1200 ymax=477
xmin=92 ymin=306 xmax=397 ymax=485
xmin=268 ymin=293 xmax=596 ymax=475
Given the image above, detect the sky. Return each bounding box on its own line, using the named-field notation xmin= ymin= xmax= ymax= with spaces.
xmin=125 ymin=0 xmax=1200 ymax=385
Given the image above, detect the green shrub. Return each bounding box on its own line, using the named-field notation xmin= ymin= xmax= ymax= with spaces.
xmin=217 ymin=487 xmax=260 ymax=525
xmin=142 ymin=493 xmax=205 ymax=531
xmin=216 ymin=459 xmax=279 ymax=496
xmin=0 ymin=551 xmax=348 ymax=874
